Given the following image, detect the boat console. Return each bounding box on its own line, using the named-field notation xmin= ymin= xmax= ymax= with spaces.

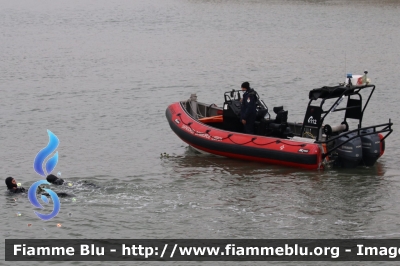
xmin=222 ymin=90 xmax=243 ymax=132
xmin=222 ymin=89 xmax=293 ymax=138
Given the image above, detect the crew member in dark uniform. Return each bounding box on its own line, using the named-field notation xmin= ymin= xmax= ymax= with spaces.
xmin=240 ymin=82 xmax=257 ymax=134
xmin=5 ymin=177 xmax=26 ymax=193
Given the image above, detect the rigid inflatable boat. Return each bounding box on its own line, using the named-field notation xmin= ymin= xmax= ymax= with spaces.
xmin=165 ymin=73 xmax=393 ymax=169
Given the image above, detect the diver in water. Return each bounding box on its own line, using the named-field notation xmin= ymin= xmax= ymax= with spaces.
xmin=46 ymin=174 xmax=99 ymax=188
xmin=46 ymin=174 xmax=64 ymax=185
xmin=5 ymin=176 xmax=72 ymax=197
xmin=5 ymin=177 xmax=26 ymax=193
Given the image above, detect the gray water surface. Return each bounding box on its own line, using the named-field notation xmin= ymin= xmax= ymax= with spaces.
xmin=1 ymin=0 xmax=400 ymax=265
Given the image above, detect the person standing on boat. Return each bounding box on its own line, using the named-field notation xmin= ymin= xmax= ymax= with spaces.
xmin=240 ymin=82 xmax=257 ymax=134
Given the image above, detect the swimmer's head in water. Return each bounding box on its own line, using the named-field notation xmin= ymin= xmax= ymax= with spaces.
xmin=5 ymin=177 xmax=17 ymax=190
xmin=46 ymin=174 xmax=64 ymax=185
xmin=46 ymin=174 xmax=57 ymax=183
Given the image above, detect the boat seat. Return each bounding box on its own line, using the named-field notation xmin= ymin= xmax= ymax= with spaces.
xmin=274 ymin=110 xmax=288 ymax=124
xmin=273 ymin=106 xmax=284 ymax=114
xmin=265 ymin=107 xmax=293 ymax=138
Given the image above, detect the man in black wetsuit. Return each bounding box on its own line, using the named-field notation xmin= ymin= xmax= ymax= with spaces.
xmin=46 ymin=174 xmax=65 ymax=185
xmin=46 ymin=174 xmax=98 ymax=188
xmin=240 ymin=82 xmax=257 ymax=134
xmin=5 ymin=177 xmax=26 ymax=193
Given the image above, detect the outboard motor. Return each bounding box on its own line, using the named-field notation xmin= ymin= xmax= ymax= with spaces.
xmin=335 ymin=132 xmax=362 ymax=168
xmin=360 ymin=128 xmax=381 ymax=166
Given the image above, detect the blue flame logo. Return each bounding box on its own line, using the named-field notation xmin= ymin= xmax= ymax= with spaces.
xmin=28 ymin=130 xmax=61 ymax=221
xmin=28 ymin=180 xmax=60 ymax=220
xmin=33 ymin=130 xmax=59 ymax=177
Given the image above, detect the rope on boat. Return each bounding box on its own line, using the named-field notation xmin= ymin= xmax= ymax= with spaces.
xmin=302 ymin=131 xmax=315 ymax=139
xmin=225 ymin=136 xmax=255 ymax=145
xmin=177 ymin=113 xmax=307 ymax=147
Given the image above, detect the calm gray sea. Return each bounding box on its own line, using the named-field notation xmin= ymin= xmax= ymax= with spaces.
xmin=1 ymin=0 xmax=400 ymax=265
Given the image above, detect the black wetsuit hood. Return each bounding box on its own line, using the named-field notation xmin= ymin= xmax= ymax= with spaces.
xmin=5 ymin=177 xmax=26 ymax=193
xmin=46 ymin=174 xmax=64 ymax=185
xmin=5 ymin=177 xmax=16 ymax=190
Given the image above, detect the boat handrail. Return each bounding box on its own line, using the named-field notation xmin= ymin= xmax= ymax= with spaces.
xmin=316 ymin=120 xmax=393 ymax=159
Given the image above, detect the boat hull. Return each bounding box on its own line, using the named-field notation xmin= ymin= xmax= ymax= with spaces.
xmin=166 ymin=102 xmax=324 ymax=169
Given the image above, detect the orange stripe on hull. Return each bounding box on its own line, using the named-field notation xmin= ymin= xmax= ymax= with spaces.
xmin=198 ymin=115 xmax=223 ymax=124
